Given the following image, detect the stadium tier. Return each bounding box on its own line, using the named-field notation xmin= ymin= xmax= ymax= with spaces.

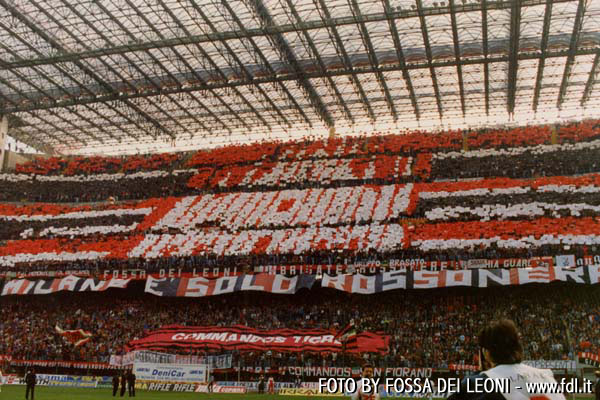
xmin=2 ymin=121 xmax=600 ymax=390
xmin=1 ymin=285 xmax=598 ymax=367
xmin=1 ymin=122 xmax=600 ymax=277
xmin=4 ymin=0 xmax=600 ymax=396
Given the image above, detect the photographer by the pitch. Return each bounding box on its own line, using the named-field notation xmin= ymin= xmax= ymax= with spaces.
xmin=449 ymin=319 xmax=566 ymax=400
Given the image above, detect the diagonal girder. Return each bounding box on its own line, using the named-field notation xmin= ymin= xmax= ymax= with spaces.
xmin=581 ymin=52 xmax=600 ymax=106
xmin=217 ymin=0 xmax=309 ymax=128
xmin=381 ymin=0 xmax=420 ymax=120
xmin=507 ymin=0 xmax=521 ymax=115
xmin=92 ymin=0 xmax=222 ymax=136
xmin=152 ymin=0 xmax=234 ymax=133
xmin=315 ymin=0 xmax=375 ymax=120
xmin=348 ymin=0 xmax=397 ymax=121
xmin=482 ymin=0 xmax=490 ymax=115
xmin=156 ymin=0 xmax=254 ymax=131
xmin=245 ymin=0 xmax=333 ymax=127
xmin=284 ymin=0 xmax=353 ymax=123
xmin=0 ymin=20 xmax=162 ymax=143
xmin=0 ymin=21 xmax=128 ymax=143
xmin=0 ymin=0 xmax=574 ymax=70
xmin=0 ymin=39 xmax=106 ymax=144
xmin=2 ymin=48 xmax=599 ymax=114
xmin=0 ymin=87 xmax=77 ymax=147
xmin=68 ymin=0 xmax=199 ymax=139
xmin=532 ymin=0 xmax=553 ymax=113
xmin=415 ymin=0 xmax=443 ymax=118
xmin=188 ymin=0 xmax=274 ymax=129
xmin=557 ymin=0 xmax=587 ymax=109
xmin=0 ymin=0 xmax=175 ymax=139
xmin=449 ymin=0 xmax=466 ymax=116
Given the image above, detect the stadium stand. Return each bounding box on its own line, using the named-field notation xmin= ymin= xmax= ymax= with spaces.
xmin=1 ymin=122 xmax=600 ymax=277
xmin=1 ymin=121 xmax=600 ymax=384
xmin=1 ymin=285 xmax=597 ymax=367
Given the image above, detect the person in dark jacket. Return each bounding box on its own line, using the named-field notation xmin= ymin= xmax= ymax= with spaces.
xmin=127 ymin=370 xmax=136 ymax=397
xmin=120 ymin=372 xmax=127 ymax=397
xmin=25 ymin=369 xmax=36 ymax=400
xmin=112 ymin=373 xmax=120 ymax=397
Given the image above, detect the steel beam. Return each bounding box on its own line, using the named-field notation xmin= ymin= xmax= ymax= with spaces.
xmin=557 ymin=0 xmax=586 ymax=109
xmin=507 ymin=0 xmax=521 ymax=115
xmin=0 ymin=0 xmax=573 ymax=70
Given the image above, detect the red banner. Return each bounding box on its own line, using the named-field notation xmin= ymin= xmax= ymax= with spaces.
xmin=127 ymin=325 xmax=390 ymax=354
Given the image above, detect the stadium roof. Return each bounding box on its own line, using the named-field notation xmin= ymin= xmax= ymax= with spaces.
xmin=1 ymin=0 xmax=600 ymax=155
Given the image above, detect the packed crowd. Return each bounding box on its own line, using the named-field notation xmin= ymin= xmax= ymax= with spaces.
xmin=2 ymin=120 xmax=599 ymax=203
xmin=0 ymin=284 xmax=597 ymax=367
xmin=15 ymin=120 xmax=600 ymax=175
xmin=2 ymin=172 xmax=600 ymax=274
xmin=15 ymin=152 xmax=188 ymax=175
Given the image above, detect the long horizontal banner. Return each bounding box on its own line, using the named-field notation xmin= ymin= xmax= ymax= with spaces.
xmin=7 ymin=358 xmax=112 ymax=370
xmin=321 ymin=266 xmax=600 ymax=293
xmin=4 ymin=266 xmax=600 ymax=297
xmin=281 ymin=366 xmax=433 ymax=378
xmin=3 ymin=255 xmax=600 ymax=281
xmin=127 ymin=325 xmax=390 ymax=354
xmin=0 ymin=275 xmax=131 ymax=296
xmin=145 ymin=274 xmax=315 ymax=297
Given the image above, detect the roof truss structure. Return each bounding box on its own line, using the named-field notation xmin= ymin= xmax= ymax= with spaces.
xmin=0 ymin=0 xmax=599 ymax=154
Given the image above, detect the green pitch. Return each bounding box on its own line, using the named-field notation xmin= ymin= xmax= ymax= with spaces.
xmin=0 ymin=385 xmax=345 ymax=400
xmin=0 ymin=386 xmax=593 ymax=400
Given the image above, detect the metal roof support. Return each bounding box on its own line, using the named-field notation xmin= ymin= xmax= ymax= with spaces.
xmin=0 ymin=34 xmax=159 ymax=143
xmin=0 ymin=0 xmax=175 ymax=140
xmin=65 ymin=0 xmax=199 ymax=138
xmin=481 ymin=0 xmax=490 ymax=115
xmin=382 ymin=0 xmax=420 ymax=120
xmin=189 ymin=1 xmax=275 ymax=130
xmin=507 ymin=0 xmax=521 ymax=116
xmin=581 ymin=51 xmax=600 ymax=106
xmin=90 ymin=0 xmax=221 ymax=136
xmin=7 ymin=127 xmax=58 ymax=155
xmin=415 ymin=0 xmax=443 ymax=118
xmin=218 ymin=0 xmax=311 ymax=128
xmin=0 ymin=62 xmax=94 ymax=146
xmin=246 ymin=0 xmax=334 ymax=127
xmin=2 ymin=47 xmax=599 ymax=114
xmin=449 ymin=0 xmax=466 ymax=116
xmin=557 ymin=0 xmax=587 ymax=109
xmin=348 ymin=0 xmax=397 ymax=121
xmin=284 ymin=0 xmax=353 ymax=123
xmin=153 ymin=1 xmax=253 ymax=131
xmin=1 ymin=0 xmax=574 ymax=70
xmin=151 ymin=0 xmax=235 ymax=133
xmin=0 ymin=88 xmax=76 ymax=147
xmin=0 ymin=25 xmax=117 ymax=143
xmin=532 ymin=0 xmax=553 ymax=113
xmin=315 ymin=0 xmax=375 ymax=120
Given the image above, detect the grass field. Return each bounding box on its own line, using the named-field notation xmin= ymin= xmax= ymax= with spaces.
xmin=0 ymin=385 xmax=346 ymax=400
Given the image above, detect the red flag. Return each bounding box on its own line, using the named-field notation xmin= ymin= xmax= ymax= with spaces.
xmin=333 ymin=320 xmax=358 ymax=351
xmin=55 ymin=325 xmax=92 ymax=347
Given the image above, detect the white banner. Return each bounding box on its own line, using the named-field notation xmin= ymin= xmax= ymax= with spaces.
xmin=113 ymin=351 xmax=231 ymax=368
xmin=522 ymin=360 xmax=576 ymax=371
xmin=134 ymin=362 xmax=207 ymax=383
xmin=555 ymin=255 xmax=576 ymax=267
